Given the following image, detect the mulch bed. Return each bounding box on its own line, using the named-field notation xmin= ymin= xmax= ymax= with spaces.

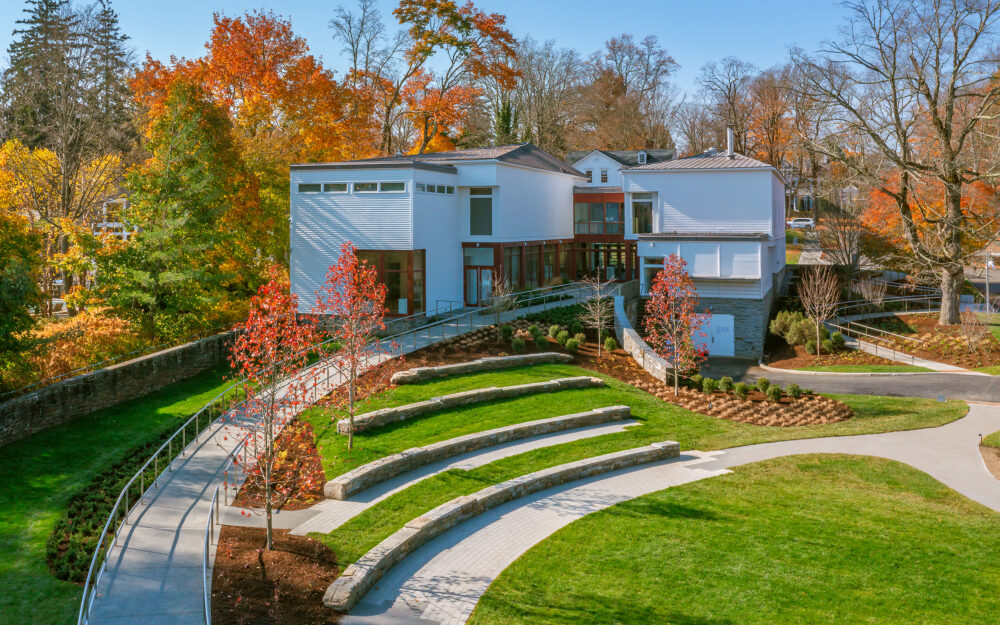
xmin=211 ymin=526 xmax=340 ymax=625
xmin=765 ymin=334 xmax=905 ymax=370
xmin=232 ymin=419 xmax=326 ymax=511
xmin=869 ymin=313 xmax=1000 ymax=369
xmin=397 ymin=320 xmax=852 ymax=427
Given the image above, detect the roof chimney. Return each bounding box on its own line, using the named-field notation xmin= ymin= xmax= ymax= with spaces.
xmin=726 ymin=125 xmax=735 ymax=158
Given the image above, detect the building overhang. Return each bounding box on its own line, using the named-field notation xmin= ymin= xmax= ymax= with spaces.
xmin=637 ymin=232 xmax=769 ymax=242
xmin=290 ymin=161 xmax=458 ymax=174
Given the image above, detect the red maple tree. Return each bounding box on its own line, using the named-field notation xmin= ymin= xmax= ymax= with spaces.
xmin=643 ymin=254 xmax=709 ymax=395
xmin=227 ymin=269 xmax=319 ymax=550
xmin=314 ymin=242 xmax=394 ymax=450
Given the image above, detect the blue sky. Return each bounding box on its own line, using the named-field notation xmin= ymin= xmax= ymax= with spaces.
xmin=0 ymin=0 xmax=849 ymax=97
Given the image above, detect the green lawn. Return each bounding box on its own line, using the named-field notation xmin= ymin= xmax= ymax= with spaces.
xmin=469 ymin=455 xmax=1000 ymax=625
xmin=308 ymin=364 xmax=967 ymax=566
xmin=797 ymin=364 xmax=933 ymax=373
xmin=785 ymin=228 xmax=807 ymax=244
xmin=0 ymin=368 xmax=232 ymax=625
xmin=785 ymin=249 xmax=801 ymax=265
xmin=983 ymin=430 xmax=1000 ymax=448
xmin=975 ymin=365 xmax=1000 ymax=375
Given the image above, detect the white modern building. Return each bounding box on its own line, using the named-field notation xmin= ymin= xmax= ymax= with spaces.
xmin=290 ymin=136 xmax=786 ymax=358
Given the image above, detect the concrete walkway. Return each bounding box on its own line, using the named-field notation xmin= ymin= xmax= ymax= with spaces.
xmin=84 ymin=292 xmax=591 ymax=625
xmin=339 ymin=403 xmax=1000 ymax=625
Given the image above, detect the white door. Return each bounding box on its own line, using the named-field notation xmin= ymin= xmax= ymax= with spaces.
xmin=700 ymin=314 xmax=735 ymax=357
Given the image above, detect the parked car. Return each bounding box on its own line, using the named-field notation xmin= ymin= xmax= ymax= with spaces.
xmin=786 ymin=217 xmax=815 ymax=230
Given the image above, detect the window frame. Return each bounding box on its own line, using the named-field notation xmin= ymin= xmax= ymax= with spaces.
xmin=379 ymin=181 xmax=406 ymax=192
xmin=600 ymin=169 xmax=608 ymax=184
xmin=632 ymin=192 xmax=655 ymax=234
xmin=353 ymin=182 xmax=379 ymax=193
xmin=323 ymin=182 xmax=347 ymax=193
xmin=637 ymin=151 xmax=647 ymax=165
xmin=297 ymin=183 xmax=321 ymax=193
xmin=585 ymin=169 xmax=593 ymax=183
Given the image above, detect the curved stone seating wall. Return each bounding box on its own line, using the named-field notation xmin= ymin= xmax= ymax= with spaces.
xmin=322 ymin=440 xmax=680 ymax=613
xmin=390 ymin=352 xmax=574 ymax=385
xmin=325 ymin=405 xmax=632 ymax=499
xmin=336 ymin=376 xmax=605 ymax=435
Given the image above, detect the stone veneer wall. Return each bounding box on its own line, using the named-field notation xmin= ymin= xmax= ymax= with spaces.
xmin=698 ymin=287 xmax=774 ymax=358
xmin=325 ymin=405 xmax=632 ymax=499
xmin=0 ymin=332 xmax=235 ymax=447
xmin=323 ymin=440 xmax=680 ymax=612
xmin=390 ymin=353 xmax=573 ymax=385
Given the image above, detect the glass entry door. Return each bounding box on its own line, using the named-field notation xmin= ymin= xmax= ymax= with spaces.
xmin=465 ymin=267 xmax=493 ymax=306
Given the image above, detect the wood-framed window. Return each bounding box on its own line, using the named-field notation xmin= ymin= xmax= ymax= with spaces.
xmin=600 ymin=169 xmax=608 ymax=183
xmin=354 ymin=249 xmax=425 ymax=316
xmin=574 ymin=201 xmax=623 ymax=234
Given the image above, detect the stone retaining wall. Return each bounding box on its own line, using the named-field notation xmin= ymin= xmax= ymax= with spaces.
xmin=337 ymin=376 xmax=606 ymax=435
xmin=390 ymin=352 xmax=573 ymax=385
xmin=323 ymin=440 xmax=681 ymax=612
xmin=325 ymin=405 xmax=632 ymax=499
xmin=0 ymin=332 xmax=234 ymax=447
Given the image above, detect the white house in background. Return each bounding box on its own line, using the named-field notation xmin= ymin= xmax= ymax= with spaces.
xmin=290 ymin=136 xmax=785 ymax=358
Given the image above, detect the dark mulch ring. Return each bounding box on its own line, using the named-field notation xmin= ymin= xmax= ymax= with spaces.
xmin=764 ymin=334 xmax=903 ymax=370
xmin=870 ymin=313 xmax=1000 ymax=369
xmin=233 ymin=419 xmax=326 ymax=511
xmin=401 ymin=323 xmax=853 ymax=427
xmin=212 ymin=525 xmax=340 ymax=625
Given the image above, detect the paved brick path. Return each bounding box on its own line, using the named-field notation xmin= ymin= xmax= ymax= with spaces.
xmin=340 ymin=403 xmax=1000 ymax=625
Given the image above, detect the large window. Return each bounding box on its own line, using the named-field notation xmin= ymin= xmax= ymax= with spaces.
xmin=470 ymin=187 xmax=493 ymax=236
xmin=632 ymin=192 xmax=654 ymax=234
xmin=574 ymin=201 xmax=623 ymax=234
xmin=354 ymin=250 xmax=425 ymax=316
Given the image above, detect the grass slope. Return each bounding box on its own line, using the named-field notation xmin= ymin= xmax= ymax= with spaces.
xmin=470 ymin=455 xmax=1000 ymax=625
xmin=0 ymin=368 xmax=232 ymax=625
xmin=308 ymin=364 xmax=966 ymax=565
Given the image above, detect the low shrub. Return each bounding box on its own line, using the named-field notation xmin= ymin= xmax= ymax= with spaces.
xmin=600 ymin=329 xmax=612 ymax=342
xmin=718 ymin=376 xmax=734 ymax=392
xmin=534 ymin=333 xmax=549 ymax=350
xmin=765 ymin=385 xmax=783 ymax=402
xmin=525 ymin=303 xmax=585 ymax=328
xmin=569 ymin=320 xmax=583 ymax=336
xmin=527 ymin=324 xmax=539 ymax=335
xmin=565 ymin=338 xmax=580 ymax=352
xmin=785 ymin=318 xmax=814 ymax=345
xmin=830 ymin=331 xmax=847 ymax=351
xmin=805 ymin=339 xmax=818 ymax=355
xmin=556 ymin=330 xmax=570 ymax=346
xmin=755 ymin=377 xmax=770 ymax=392
xmin=786 ymin=383 xmax=802 ymax=399
xmin=500 ymin=325 xmax=514 ymax=341
xmin=821 ymin=339 xmax=835 ymax=354
xmin=803 ymin=388 xmax=814 ymax=395
xmin=604 ymin=336 xmax=617 ymax=352
xmin=701 ymin=377 xmax=718 ymax=393
xmin=732 ymin=382 xmax=750 ymax=399
xmin=511 ymin=336 xmax=526 ymax=353
xmin=689 ymin=373 xmax=704 ymax=390
xmin=769 ymin=310 xmax=806 ymax=338
xmin=548 ymin=324 xmax=561 ymax=338
xmin=573 ymin=332 xmax=587 ymax=344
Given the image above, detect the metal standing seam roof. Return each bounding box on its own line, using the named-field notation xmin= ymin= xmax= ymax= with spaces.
xmin=623 ymin=151 xmax=774 ymax=171
xmin=291 ymin=143 xmax=585 ymax=178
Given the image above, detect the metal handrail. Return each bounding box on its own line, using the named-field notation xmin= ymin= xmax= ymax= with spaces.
xmin=76 ymin=377 xmax=248 ymax=625
xmin=194 ymin=281 xmax=605 ymax=625
xmin=2 ymin=324 xmax=237 ymax=402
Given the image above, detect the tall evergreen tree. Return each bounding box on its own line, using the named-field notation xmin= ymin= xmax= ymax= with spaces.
xmin=86 ymin=0 xmax=134 ymax=152
xmin=2 ymin=0 xmax=79 ymax=148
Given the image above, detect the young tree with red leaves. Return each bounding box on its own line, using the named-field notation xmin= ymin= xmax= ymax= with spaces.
xmin=228 ymin=270 xmax=319 ymax=550
xmin=643 ymin=254 xmax=709 ymax=395
xmin=315 ymin=242 xmax=393 ymax=450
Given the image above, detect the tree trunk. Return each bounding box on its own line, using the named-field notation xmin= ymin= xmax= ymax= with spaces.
xmin=939 ymin=267 xmax=963 ymax=325
xmin=815 ymin=320 xmax=822 ymax=359
xmin=347 ymin=370 xmax=356 ymax=450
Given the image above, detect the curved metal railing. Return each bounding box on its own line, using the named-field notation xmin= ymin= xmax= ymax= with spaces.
xmin=77 ymin=280 xmax=600 ymax=625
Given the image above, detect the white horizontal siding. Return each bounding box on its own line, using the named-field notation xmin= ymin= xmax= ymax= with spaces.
xmin=413 ymin=171 xmax=463 ymax=310
xmin=290 ymin=168 xmax=418 ymax=312
xmin=570 ymin=152 xmax=624 ymax=187
xmin=623 ymin=169 xmax=773 ymax=234
xmin=489 ymin=164 xmax=575 ymax=242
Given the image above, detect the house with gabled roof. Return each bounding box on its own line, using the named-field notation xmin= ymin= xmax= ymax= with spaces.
xmin=290 ymin=134 xmax=785 ymax=358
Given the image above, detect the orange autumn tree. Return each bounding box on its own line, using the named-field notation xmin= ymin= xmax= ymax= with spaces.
xmin=131 ymin=10 xmax=357 ymax=268
xmin=391 ymin=0 xmax=518 ymax=153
